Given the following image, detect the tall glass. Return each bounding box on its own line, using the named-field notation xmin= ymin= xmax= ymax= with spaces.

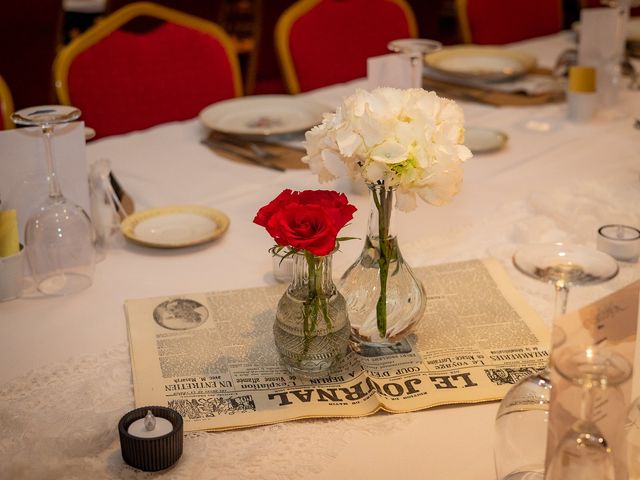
xmin=11 ymin=105 xmax=95 ymax=295
xmin=494 ymin=243 xmax=619 ymax=480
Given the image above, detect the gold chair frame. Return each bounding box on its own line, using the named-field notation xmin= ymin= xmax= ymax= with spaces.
xmin=0 ymin=75 xmax=14 ymax=130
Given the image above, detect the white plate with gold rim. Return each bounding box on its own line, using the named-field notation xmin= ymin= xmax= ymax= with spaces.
xmin=199 ymin=95 xmax=326 ymax=137
xmin=121 ymin=205 xmax=229 ymax=248
xmin=425 ymin=46 xmax=536 ymax=82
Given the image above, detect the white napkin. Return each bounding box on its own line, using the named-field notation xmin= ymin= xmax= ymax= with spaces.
xmin=423 ymin=67 xmax=563 ymax=95
xmin=367 ymin=53 xmax=415 ymax=89
xmin=0 ymin=122 xmax=90 ymax=243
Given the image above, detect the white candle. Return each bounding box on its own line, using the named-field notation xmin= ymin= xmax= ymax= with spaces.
xmin=127 ymin=410 xmax=173 ymax=438
xmin=597 ymin=224 xmax=640 ymax=262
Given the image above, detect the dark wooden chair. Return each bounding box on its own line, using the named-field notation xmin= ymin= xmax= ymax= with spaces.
xmin=0 ymin=0 xmax=64 ymax=110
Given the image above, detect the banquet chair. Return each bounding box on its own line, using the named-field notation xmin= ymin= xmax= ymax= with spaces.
xmin=54 ymin=2 xmax=242 ymax=139
xmin=106 ymin=0 xmax=225 ymax=22
xmin=275 ymin=0 xmax=418 ymax=94
xmin=0 ymin=75 xmax=15 ymax=130
xmin=456 ymin=0 xmax=563 ymax=44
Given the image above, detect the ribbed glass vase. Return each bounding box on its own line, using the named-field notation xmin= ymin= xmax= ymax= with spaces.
xmin=273 ymin=250 xmax=350 ymax=377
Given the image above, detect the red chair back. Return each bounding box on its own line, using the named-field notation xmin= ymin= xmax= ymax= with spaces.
xmin=457 ymin=0 xmax=563 ymax=44
xmin=276 ymin=0 xmax=417 ymax=94
xmin=55 ymin=2 xmax=242 ymax=139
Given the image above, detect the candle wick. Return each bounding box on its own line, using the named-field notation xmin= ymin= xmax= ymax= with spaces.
xmin=143 ymin=410 xmax=156 ymax=431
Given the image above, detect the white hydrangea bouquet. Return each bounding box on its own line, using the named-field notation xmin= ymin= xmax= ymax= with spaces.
xmin=303 ymin=87 xmax=472 ymax=345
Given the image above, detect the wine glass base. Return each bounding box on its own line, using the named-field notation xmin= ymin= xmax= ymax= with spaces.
xmin=36 ymin=272 xmax=92 ymax=296
xmin=500 ymin=471 xmax=544 ymax=480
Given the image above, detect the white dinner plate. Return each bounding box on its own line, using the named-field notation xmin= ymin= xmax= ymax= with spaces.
xmin=425 ymin=46 xmax=536 ymax=82
xmin=465 ymin=127 xmax=508 ymax=154
xmin=199 ymin=95 xmax=327 ymax=137
xmin=121 ymin=205 xmax=229 ymax=248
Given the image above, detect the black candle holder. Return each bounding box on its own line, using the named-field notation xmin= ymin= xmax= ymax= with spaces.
xmin=118 ymin=406 xmax=183 ymax=472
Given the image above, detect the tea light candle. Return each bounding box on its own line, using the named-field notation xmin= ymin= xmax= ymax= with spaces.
xmin=597 ymin=224 xmax=640 ymax=262
xmin=118 ymin=406 xmax=183 ymax=471
xmin=127 ymin=410 xmax=173 ymax=438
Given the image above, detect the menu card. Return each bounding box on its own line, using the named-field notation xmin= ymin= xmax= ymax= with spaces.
xmin=546 ymin=280 xmax=640 ymax=480
xmin=0 ymin=123 xmax=90 ymax=243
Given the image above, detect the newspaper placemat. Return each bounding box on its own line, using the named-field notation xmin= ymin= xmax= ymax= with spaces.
xmin=124 ymin=258 xmax=550 ymax=432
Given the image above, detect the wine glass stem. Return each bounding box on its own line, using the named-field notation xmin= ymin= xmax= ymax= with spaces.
xmin=580 ymin=384 xmax=595 ymax=422
xmin=42 ymin=125 xmax=63 ymax=202
xmin=553 ymin=284 xmax=569 ymax=320
xmin=410 ymin=53 xmax=422 ymax=89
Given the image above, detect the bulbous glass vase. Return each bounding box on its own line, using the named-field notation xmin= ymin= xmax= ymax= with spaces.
xmin=339 ymin=184 xmax=426 ymax=353
xmin=273 ymin=250 xmax=350 ymax=378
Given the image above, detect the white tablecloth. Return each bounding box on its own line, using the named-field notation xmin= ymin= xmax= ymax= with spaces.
xmin=1 ymin=32 xmax=639 ymax=479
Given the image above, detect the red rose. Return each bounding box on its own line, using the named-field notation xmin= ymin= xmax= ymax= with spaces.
xmin=266 ymin=204 xmax=338 ymax=256
xmin=254 ymin=189 xmax=357 ymax=256
xmin=297 ymin=190 xmax=357 ymax=231
xmin=253 ymin=189 xmax=295 ymax=227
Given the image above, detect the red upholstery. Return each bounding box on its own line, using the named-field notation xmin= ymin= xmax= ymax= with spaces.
xmin=66 ymin=21 xmax=238 ymax=138
xmin=287 ymin=0 xmax=414 ymax=92
xmin=463 ymin=0 xmax=563 ymax=44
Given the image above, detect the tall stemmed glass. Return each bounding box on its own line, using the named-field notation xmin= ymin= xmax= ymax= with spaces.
xmin=11 ymin=105 xmax=95 ymax=295
xmin=546 ymin=344 xmax=632 ymax=480
xmin=494 ymin=243 xmax=619 ymax=480
xmin=387 ymin=38 xmax=442 ymax=88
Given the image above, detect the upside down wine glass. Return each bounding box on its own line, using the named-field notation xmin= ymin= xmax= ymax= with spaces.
xmin=387 ymin=38 xmax=442 ymax=88
xmin=546 ymin=344 xmax=632 ymax=480
xmin=494 ymin=243 xmax=619 ymax=480
xmin=11 ymin=105 xmax=95 ymax=295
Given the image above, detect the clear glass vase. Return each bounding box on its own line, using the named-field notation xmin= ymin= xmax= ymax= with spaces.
xmin=339 ymin=184 xmax=426 ymax=352
xmin=273 ymin=250 xmax=350 ymax=378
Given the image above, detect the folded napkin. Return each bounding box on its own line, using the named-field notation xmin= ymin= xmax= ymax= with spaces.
xmin=423 ymin=68 xmax=565 ymax=106
xmin=204 ymin=132 xmax=308 ymax=170
xmin=0 ymin=209 xmax=20 ymax=257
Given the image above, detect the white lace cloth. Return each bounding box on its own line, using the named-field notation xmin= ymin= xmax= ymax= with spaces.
xmin=2 ymin=31 xmax=640 ymax=479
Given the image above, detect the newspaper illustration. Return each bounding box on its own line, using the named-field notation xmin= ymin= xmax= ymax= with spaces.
xmin=125 ymin=258 xmax=551 ymax=432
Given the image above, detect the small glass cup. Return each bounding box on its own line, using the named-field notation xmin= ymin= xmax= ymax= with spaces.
xmin=597 ymin=224 xmax=640 ymax=263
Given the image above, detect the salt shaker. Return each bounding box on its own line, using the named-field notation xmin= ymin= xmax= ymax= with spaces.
xmin=567 ymin=65 xmax=597 ymax=122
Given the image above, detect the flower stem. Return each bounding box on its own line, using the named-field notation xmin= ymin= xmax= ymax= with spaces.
xmin=373 ymin=186 xmax=393 ymax=339
xmin=301 ymin=251 xmax=333 ymax=355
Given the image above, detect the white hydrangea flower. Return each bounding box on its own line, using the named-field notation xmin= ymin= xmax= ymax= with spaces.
xmin=302 ymin=87 xmax=472 ymax=211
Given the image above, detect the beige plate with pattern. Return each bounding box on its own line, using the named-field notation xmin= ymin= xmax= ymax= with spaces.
xmin=121 ymin=205 xmax=229 ymax=248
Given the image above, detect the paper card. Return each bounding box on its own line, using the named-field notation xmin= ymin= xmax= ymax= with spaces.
xmin=367 ymin=53 xmax=415 ymax=90
xmin=546 ymin=280 xmax=640 ymax=480
xmin=578 ymin=7 xmax=628 ymax=106
xmin=0 ymin=122 xmax=90 ymax=243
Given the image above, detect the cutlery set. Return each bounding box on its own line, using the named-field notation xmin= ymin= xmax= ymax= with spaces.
xmin=201 ymin=131 xmax=308 ymax=171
